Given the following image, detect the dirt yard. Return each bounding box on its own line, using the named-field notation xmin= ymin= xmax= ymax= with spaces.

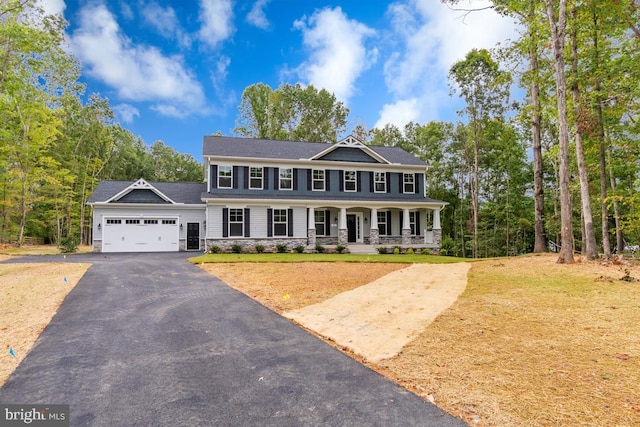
xmin=202 ymin=255 xmax=640 ymax=427
xmin=0 ymin=257 xmax=89 ymax=385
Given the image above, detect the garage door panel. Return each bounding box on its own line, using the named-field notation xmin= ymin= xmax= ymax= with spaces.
xmin=103 ymin=219 xmax=179 ymax=252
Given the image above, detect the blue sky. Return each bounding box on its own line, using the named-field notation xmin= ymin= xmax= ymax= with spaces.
xmin=40 ymin=1 xmax=517 ymax=159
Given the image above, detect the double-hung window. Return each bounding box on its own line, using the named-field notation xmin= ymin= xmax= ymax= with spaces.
xmin=314 ymin=210 xmax=326 ymax=236
xmin=344 ymin=170 xmax=357 ymax=192
xmin=279 ymin=168 xmax=292 ymax=190
xmin=218 ymin=166 xmax=232 ymax=189
xmin=312 ymin=169 xmax=325 ymax=191
xmin=377 ymin=211 xmax=388 ymax=235
xmin=249 ymin=167 xmax=263 ymax=189
xmin=374 ymin=172 xmax=386 ymax=193
xmin=403 ymin=173 xmax=415 ymax=193
xmin=229 ymin=209 xmax=244 ymax=237
xmin=273 ymin=209 xmax=288 ymax=236
xmin=409 ymin=211 xmax=417 ymax=235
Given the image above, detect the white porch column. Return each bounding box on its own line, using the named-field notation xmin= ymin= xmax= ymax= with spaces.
xmin=338 ymin=207 xmax=348 ymax=245
xmin=433 ymin=208 xmax=441 ymax=229
xmin=369 ymin=208 xmax=379 ymax=246
xmin=402 ymin=208 xmax=411 ymax=246
xmin=308 ymin=206 xmax=315 ymax=228
xmin=370 ymin=208 xmax=378 ymax=229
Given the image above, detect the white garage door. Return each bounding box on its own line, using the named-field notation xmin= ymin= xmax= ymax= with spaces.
xmin=102 ymin=218 xmax=179 ymax=252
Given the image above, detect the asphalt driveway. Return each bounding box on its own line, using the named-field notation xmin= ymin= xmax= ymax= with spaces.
xmin=0 ymin=253 xmax=467 ymax=426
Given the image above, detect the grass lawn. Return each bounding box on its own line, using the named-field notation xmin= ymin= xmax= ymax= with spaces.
xmin=0 ymin=244 xmax=93 ymax=256
xmin=190 ymin=252 xmax=468 ymax=264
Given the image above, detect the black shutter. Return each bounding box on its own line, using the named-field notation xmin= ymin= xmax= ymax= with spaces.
xmin=416 ymin=212 xmax=421 ymax=235
xmin=400 ymin=210 xmax=404 ymax=232
xmin=273 ymin=169 xmax=279 ymax=190
xmin=399 ymin=173 xmax=404 ymax=193
xmin=287 ymin=208 xmax=294 ymax=237
xmin=264 ymin=167 xmax=269 ymax=189
xmin=357 ymin=171 xmax=362 ymax=192
xmin=244 ymin=167 xmax=249 ymax=189
xmin=293 ymin=169 xmax=298 ymax=191
xmin=233 ymin=166 xmax=239 ymax=189
xmin=244 ymin=208 xmax=250 ymax=237
xmin=339 ymin=170 xmax=344 ymax=191
xmin=267 ymin=209 xmax=273 ymax=237
xmin=222 ymin=208 xmax=229 ymax=237
xmin=325 ymin=170 xmax=330 ymax=191
xmin=386 ymin=172 xmax=391 ymax=193
xmin=211 ymin=165 xmax=218 ymax=190
xmin=386 ymin=212 xmax=391 ymax=236
xmin=369 ymin=172 xmax=374 ymax=193
xmin=307 ymin=169 xmax=312 ymax=191
xmin=415 ymin=173 xmax=420 ymax=194
xmin=324 ymin=210 xmax=330 ymax=236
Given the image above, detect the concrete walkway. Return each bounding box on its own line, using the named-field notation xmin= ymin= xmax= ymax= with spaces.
xmin=0 ymin=253 xmax=467 ymax=426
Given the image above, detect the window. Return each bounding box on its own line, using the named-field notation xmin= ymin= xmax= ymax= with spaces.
xmin=218 ymin=166 xmax=232 ymax=188
xmin=125 ymin=219 xmax=140 ymax=224
xmin=229 ymin=208 xmax=244 ymax=237
xmin=312 ymin=169 xmax=325 ymax=191
xmin=144 ymin=219 xmax=158 ymax=224
xmin=315 ymin=210 xmax=326 ymax=236
xmin=273 ymin=209 xmax=287 ymax=236
xmin=409 ymin=211 xmax=417 ymax=235
xmin=162 ymin=219 xmax=176 ymax=225
xmin=279 ymin=168 xmax=292 ymax=190
xmin=106 ymin=219 xmax=121 ymax=224
xmin=403 ymin=173 xmax=415 ymax=193
xmin=377 ymin=211 xmax=388 ymax=235
xmin=249 ymin=167 xmax=263 ymax=189
xmin=374 ymin=172 xmax=386 ymax=193
xmin=344 ymin=170 xmax=356 ymax=192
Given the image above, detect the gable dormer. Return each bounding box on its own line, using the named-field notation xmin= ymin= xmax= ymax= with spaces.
xmin=310 ymin=136 xmax=392 ymax=164
xmin=105 ymin=178 xmax=176 ymax=204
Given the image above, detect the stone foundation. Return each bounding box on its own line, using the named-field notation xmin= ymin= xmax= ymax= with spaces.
xmin=369 ymin=228 xmax=379 ymax=245
xmin=338 ymin=228 xmax=348 ymax=245
xmin=92 ymin=240 xmax=102 ymax=252
xmin=307 ymin=228 xmax=316 ymax=246
xmin=401 ymin=228 xmax=412 ymax=246
xmin=206 ymin=238 xmax=308 ymax=253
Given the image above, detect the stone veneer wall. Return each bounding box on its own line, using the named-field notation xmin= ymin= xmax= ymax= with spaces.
xmin=92 ymin=240 xmax=102 ymax=252
xmin=205 ymin=238 xmax=307 ymax=253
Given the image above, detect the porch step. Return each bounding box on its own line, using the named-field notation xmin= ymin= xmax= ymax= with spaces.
xmin=347 ymin=244 xmax=378 ymax=255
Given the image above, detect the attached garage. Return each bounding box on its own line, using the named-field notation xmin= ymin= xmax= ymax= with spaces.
xmin=88 ymin=179 xmax=207 ymax=253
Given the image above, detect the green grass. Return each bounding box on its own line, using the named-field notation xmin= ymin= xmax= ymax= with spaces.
xmin=189 ymin=252 xmax=468 ymax=264
xmin=0 ymin=245 xmax=93 ymax=256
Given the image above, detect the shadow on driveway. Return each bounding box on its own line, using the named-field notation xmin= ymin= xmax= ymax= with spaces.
xmin=1 ymin=252 xmax=467 ymax=426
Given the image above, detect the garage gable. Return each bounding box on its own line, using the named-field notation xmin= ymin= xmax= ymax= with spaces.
xmin=106 ymin=179 xmax=175 ymax=204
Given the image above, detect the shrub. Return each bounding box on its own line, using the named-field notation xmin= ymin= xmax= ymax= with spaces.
xmin=59 ymin=235 xmax=79 ymax=253
xmin=294 ymin=244 xmax=305 ymax=253
xmin=276 ymin=243 xmax=288 ymax=253
xmin=231 ymin=243 xmax=243 ymax=254
xmin=255 ymin=244 xmax=265 ymax=253
xmin=335 ymin=244 xmax=347 ymax=254
xmin=439 ymin=236 xmax=455 ymax=256
xmin=376 ymin=247 xmax=388 ymax=254
xmin=315 ymin=243 xmax=325 ymax=253
xmin=406 ymin=247 xmax=414 ymax=255
xmin=208 ymin=245 xmax=221 ymax=254
xmin=393 ymin=247 xmax=400 ymax=255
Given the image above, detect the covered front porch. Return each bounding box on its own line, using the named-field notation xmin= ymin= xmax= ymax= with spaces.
xmin=305 ymin=204 xmax=444 ymax=250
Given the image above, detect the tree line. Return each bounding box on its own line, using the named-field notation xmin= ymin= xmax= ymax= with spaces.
xmin=2 ymin=0 xmax=639 ymax=261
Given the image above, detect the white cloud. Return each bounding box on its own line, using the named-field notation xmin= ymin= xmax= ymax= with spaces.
xmin=374 ymin=98 xmax=419 ymax=130
xmin=293 ymin=7 xmax=376 ymax=102
xmin=247 ymin=0 xmax=270 ymax=30
xmin=375 ymin=0 xmax=517 ymax=129
xmin=198 ymin=0 xmax=234 ymax=49
xmin=141 ymin=1 xmax=191 ymax=48
xmin=114 ymin=103 xmax=140 ymax=123
xmin=36 ymin=0 xmax=65 ymax=16
xmin=70 ymin=3 xmax=207 ymax=118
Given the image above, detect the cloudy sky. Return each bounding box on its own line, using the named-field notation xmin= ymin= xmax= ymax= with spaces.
xmin=41 ymin=0 xmax=516 ymax=158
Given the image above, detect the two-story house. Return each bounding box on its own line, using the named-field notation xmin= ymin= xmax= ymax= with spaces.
xmin=88 ymin=135 xmax=446 ymax=253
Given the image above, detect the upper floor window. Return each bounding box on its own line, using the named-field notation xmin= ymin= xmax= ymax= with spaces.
xmin=249 ymin=167 xmax=263 ymax=189
xmin=403 ymin=173 xmax=415 ymax=194
xmin=273 ymin=209 xmax=288 ymax=236
xmin=229 ymin=208 xmax=244 ymax=237
xmin=218 ymin=166 xmax=232 ymax=189
xmin=312 ymin=169 xmax=325 ymax=191
xmin=279 ymin=168 xmax=292 ymax=190
xmin=374 ymin=172 xmax=386 ymax=193
xmin=344 ymin=170 xmax=357 ymax=192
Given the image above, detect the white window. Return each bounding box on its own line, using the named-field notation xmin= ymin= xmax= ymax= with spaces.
xmin=344 ymin=170 xmax=356 ymax=192
xmin=273 ymin=209 xmax=288 ymax=236
xmin=106 ymin=219 xmax=121 ymax=224
xmin=374 ymin=172 xmax=386 ymax=193
xmin=218 ymin=166 xmax=232 ymax=189
xmin=162 ymin=219 xmax=176 ymax=225
xmin=315 ymin=210 xmax=326 ymax=236
xmin=312 ymin=169 xmax=325 ymax=191
xmin=249 ymin=167 xmax=263 ymax=189
xmin=229 ymin=208 xmax=244 ymax=237
xmin=409 ymin=211 xmax=417 ymax=235
xmin=403 ymin=173 xmax=415 ymax=193
xmin=279 ymin=168 xmax=292 ymax=190
xmin=143 ymin=219 xmax=158 ymax=224
xmin=377 ymin=211 xmax=388 ymax=235
xmin=125 ymin=219 xmax=140 ymax=224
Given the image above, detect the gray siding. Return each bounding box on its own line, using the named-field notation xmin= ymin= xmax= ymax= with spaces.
xmin=317 ymin=147 xmax=381 ymax=163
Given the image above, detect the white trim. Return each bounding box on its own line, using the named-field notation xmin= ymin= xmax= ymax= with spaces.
xmin=309 ymin=136 xmax=392 ymax=164
xmin=104 ymin=178 xmax=176 ymax=204
xmin=249 ymin=166 xmax=264 ymax=190
xmin=312 ymin=169 xmax=325 ymax=191
xmin=218 ymin=165 xmax=233 ymax=189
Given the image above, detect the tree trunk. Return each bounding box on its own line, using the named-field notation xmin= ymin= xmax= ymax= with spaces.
xmin=570 ymin=13 xmax=598 ymax=260
xmin=608 ymin=149 xmax=624 ymax=253
xmin=545 ymin=0 xmax=574 ymax=263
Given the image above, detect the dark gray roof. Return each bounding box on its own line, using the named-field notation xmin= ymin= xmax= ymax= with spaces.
xmin=202 ymin=136 xmax=427 ymax=166
xmin=88 ymin=180 xmax=206 ymax=204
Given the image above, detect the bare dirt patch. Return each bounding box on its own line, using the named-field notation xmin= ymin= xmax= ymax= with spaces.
xmin=1 ymin=261 xmax=89 ymax=385
xmin=202 ymin=255 xmax=640 ymax=426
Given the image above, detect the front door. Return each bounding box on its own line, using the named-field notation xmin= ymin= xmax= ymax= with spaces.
xmin=186 ymin=222 xmax=200 ymax=250
xmin=347 ymin=215 xmax=357 ymax=243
